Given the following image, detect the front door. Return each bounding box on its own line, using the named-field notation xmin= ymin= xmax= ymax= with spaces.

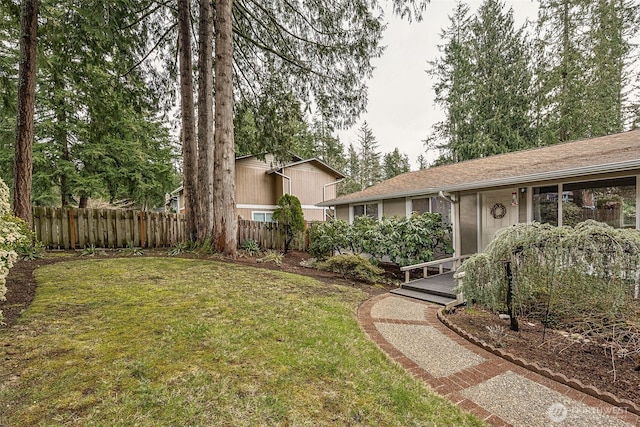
xmin=481 ymin=189 xmax=518 ymax=251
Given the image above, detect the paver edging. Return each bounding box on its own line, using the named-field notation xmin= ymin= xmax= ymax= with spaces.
xmin=437 ymin=308 xmax=640 ymax=417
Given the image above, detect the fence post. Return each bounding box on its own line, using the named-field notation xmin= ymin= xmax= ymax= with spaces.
xmin=140 ymin=211 xmax=146 ymax=248
xmin=69 ymin=208 xmax=76 ymax=250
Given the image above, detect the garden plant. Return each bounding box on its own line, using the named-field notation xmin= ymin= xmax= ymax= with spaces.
xmin=309 ymin=212 xmax=452 ymax=267
xmin=458 ymin=220 xmax=640 ymax=377
xmin=0 ymin=178 xmax=29 ymax=323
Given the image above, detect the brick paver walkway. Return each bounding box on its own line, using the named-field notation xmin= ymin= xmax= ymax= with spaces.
xmin=358 ymin=294 xmax=640 ymax=427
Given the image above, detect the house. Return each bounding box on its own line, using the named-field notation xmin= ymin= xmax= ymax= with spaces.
xmin=166 ymin=154 xmax=345 ymax=222
xmin=318 ymin=130 xmax=640 ymax=257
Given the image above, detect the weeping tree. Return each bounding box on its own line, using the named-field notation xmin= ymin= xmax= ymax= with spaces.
xmin=458 ymin=221 xmax=640 ymax=374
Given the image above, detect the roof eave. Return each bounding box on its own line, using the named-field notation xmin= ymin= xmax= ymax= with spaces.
xmin=318 ymin=160 xmax=640 ymax=207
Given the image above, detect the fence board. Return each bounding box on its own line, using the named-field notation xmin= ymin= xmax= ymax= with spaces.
xmin=31 ymin=207 xmax=310 ymax=251
xmin=31 ymin=207 xmax=186 ymax=250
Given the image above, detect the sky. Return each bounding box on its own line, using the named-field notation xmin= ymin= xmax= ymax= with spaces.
xmin=336 ymin=0 xmax=540 ymax=169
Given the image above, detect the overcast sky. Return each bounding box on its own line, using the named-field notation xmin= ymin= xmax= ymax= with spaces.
xmin=336 ymin=0 xmax=540 ymax=169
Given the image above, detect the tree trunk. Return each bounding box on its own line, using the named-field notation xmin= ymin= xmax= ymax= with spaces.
xmin=13 ymin=0 xmax=38 ymax=225
xmin=178 ymin=0 xmax=199 ymax=241
xmin=213 ymin=0 xmax=237 ymax=256
xmin=197 ymin=0 xmax=214 ymax=241
xmin=54 ymin=75 xmax=71 ymax=207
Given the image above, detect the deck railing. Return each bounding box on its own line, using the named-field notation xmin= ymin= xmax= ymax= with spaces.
xmin=400 ymin=254 xmax=473 ymax=284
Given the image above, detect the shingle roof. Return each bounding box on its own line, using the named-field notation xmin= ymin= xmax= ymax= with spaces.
xmin=320 ymin=130 xmax=640 ymax=206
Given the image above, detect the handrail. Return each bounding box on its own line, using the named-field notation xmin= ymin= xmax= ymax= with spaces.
xmin=400 ymin=254 xmax=474 ymax=283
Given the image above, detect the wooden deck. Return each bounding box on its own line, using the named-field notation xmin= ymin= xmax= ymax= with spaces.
xmin=390 ymin=271 xmax=459 ymax=305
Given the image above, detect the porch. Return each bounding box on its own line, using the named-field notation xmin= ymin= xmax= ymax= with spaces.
xmin=390 ymin=255 xmax=470 ymax=308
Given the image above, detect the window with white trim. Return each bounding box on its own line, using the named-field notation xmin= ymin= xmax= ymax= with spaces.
xmin=252 ymin=212 xmax=274 ymax=222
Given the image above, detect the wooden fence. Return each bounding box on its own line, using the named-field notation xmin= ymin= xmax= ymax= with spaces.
xmin=32 ymin=207 xmax=310 ymax=252
xmin=237 ymin=219 xmax=310 ymax=252
xmin=32 ymin=207 xmax=186 ymax=249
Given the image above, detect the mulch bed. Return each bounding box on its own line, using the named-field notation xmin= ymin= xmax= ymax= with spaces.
xmin=445 ymin=307 xmax=640 ymax=404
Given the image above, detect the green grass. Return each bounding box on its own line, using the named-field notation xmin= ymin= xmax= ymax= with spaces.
xmin=0 ymin=258 xmax=484 ymax=426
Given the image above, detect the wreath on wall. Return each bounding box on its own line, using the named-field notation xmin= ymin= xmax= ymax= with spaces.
xmin=490 ymin=203 xmax=507 ymax=219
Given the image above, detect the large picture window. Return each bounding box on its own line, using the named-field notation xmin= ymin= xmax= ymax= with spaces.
xmin=563 ymin=177 xmax=636 ymax=228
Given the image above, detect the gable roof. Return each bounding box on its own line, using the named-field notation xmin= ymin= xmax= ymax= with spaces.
xmin=267 ymin=158 xmax=345 ymax=179
xmin=319 ymin=130 xmax=640 ymax=206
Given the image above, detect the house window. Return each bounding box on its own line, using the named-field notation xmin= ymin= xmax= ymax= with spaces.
xmin=412 ymin=198 xmax=430 ymax=214
xmin=252 ymin=212 xmax=273 ymax=222
xmin=353 ymin=203 xmax=379 ymax=220
xmin=533 ymin=186 xmax=558 ymax=226
xmin=411 ymin=196 xmax=451 ymax=224
xmin=562 ymin=177 xmax=636 ymax=228
xmin=431 ymin=197 xmax=452 ymax=225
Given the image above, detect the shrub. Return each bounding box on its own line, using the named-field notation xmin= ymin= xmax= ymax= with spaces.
xmin=15 ymin=241 xmax=45 ymax=260
xmin=257 ymin=250 xmax=283 ymax=265
xmin=0 ymin=178 xmax=27 ymax=323
xmin=309 ymin=213 xmax=452 ymax=267
xmin=80 ymin=244 xmax=106 ymax=257
xmin=316 ymin=254 xmax=384 ymax=284
xmin=240 ymin=239 xmax=261 ymax=257
xmin=457 ymin=220 xmax=640 ymax=360
xmin=308 ymin=219 xmax=351 ymax=260
xmin=122 ymin=241 xmax=144 ymax=256
xmin=272 ymin=194 xmax=305 ymax=254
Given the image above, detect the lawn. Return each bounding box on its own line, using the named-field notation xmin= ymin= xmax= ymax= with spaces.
xmin=0 ymin=257 xmax=483 ymax=426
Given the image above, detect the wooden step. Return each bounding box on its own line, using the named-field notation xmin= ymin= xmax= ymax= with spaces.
xmin=401 ymin=281 xmax=457 ymax=299
xmin=390 ymin=288 xmax=456 ymax=305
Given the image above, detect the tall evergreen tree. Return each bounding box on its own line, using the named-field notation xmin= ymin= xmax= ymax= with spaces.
xmin=416 ymin=154 xmax=429 ymax=170
xmin=428 ymin=0 xmax=534 ymax=164
xmin=533 ymin=0 xmax=637 ymax=142
xmin=357 ymin=121 xmax=382 ymax=189
xmin=427 ymin=1 xmax=473 ymax=164
xmin=197 ymin=0 xmax=214 ymax=240
xmin=178 ymin=0 xmax=199 ymax=240
xmin=13 ymin=0 xmax=38 ymax=224
xmin=383 ymin=148 xmax=410 ymax=180
xmin=534 ymin=0 xmax=595 ymax=144
xmin=339 ymin=143 xmax=362 ymax=195
xmin=1 ymin=0 xmax=179 ymax=209
xmin=213 ymin=0 xmax=237 ymax=255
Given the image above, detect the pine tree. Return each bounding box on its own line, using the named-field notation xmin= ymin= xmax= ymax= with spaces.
xmin=427 ymin=1 xmax=473 ymax=164
xmin=339 ymin=143 xmax=362 ymax=195
xmin=383 ymin=148 xmax=410 ymax=179
xmin=533 ymin=0 xmax=637 ymax=143
xmin=428 ymin=0 xmax=534 ymax=163
xmin=416 ymin=154 xmax=429 ymax=170
xmin=13 ymin=0 xmax=38 ymax=224
xmin=534 ymin=0 xmax=594 ymax=143
xmin=357 ymin=121 xmax=382 ymax=189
